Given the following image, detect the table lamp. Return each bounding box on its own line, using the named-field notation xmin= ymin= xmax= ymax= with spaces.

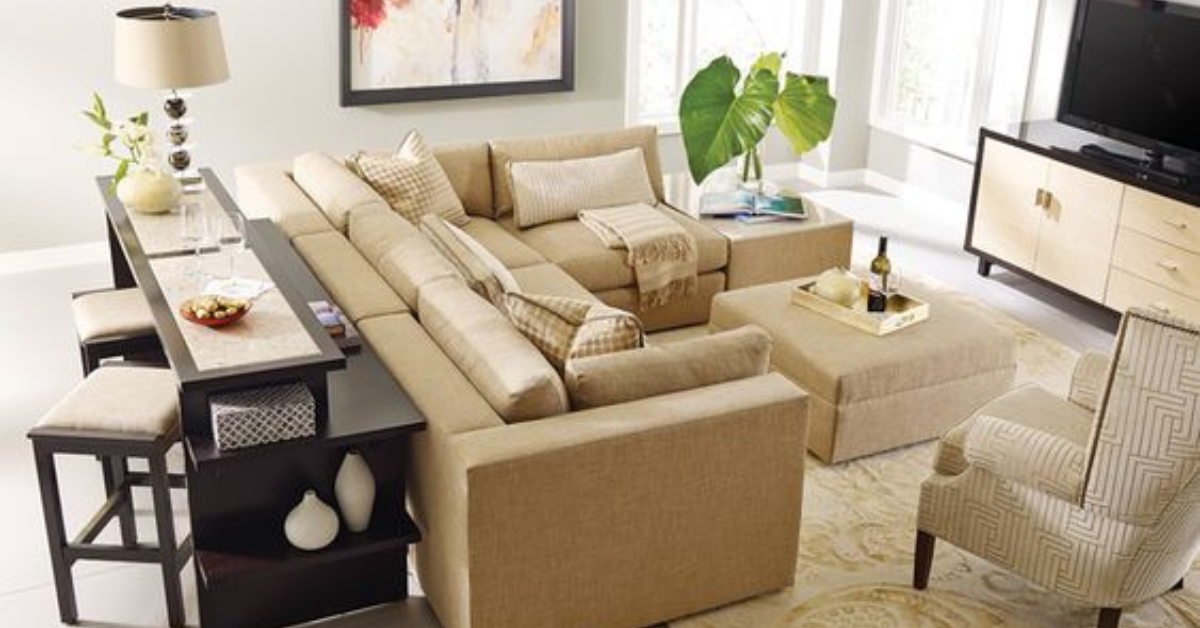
xmin=114 ymin=4 xmax=229 ymax=190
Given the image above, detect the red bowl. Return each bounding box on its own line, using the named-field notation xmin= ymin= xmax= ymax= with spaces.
xmin=179 ymin=296 xmax=252 ymax=328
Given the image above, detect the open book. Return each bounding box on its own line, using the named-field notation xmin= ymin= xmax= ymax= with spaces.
xmin=698 ymin=189 xmax=810 ymax=220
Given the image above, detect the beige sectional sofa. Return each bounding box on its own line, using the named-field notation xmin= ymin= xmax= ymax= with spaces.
xmin=236 ymin=126 xmax=810 ymax=628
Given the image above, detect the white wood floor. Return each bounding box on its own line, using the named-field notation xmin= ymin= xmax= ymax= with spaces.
xmin=0 ymin=186 xmax=1115 ymax=628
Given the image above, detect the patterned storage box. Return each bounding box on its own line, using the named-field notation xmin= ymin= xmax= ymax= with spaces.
xmin=210 ymin=383 xmax=316 ymax=451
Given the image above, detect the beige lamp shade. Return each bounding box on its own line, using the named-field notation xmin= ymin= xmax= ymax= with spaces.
xmin=114 ymin=5 xmax=229 ymax=89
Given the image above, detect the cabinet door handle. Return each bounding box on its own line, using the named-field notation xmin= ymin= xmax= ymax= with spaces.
xmin=1034 ymin=188 xmax=1046 ymax=208
xmin=1149 ymin=301 xmax=1173 ymax=314
xmin=1162 ymin=218 xmax=1189 ymax=230
xmin=1156 ymin=260 xmax=1182 ymax=272
xmin=1042 ymin=190 xmax=1054 ymax=209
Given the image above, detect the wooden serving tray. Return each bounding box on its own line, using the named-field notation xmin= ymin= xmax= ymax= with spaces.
xmin=791 ymin=281 xmax=930 ymax=336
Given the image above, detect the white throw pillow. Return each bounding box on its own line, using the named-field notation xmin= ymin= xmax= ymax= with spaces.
xmin=509 ymin=147 xmax=658 ymax=228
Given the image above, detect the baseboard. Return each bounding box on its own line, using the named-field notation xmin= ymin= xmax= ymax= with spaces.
xmin=0 ymin=241 xmax=108 ymax=275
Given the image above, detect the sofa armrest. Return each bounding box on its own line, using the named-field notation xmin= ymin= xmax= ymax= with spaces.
xmin=964 ymin=414 xmax=1087 ymax=503
xmin=444 ymin=373 xmax=807 ymax=628
xmin=1069 ymin=350 xmax=1111 ymax=412
xmin=235 ymin=163 xmax=335 ymax=239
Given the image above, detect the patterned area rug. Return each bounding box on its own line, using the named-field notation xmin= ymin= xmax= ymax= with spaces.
xmin=667 ymin=278 xmax=1199 ymax=628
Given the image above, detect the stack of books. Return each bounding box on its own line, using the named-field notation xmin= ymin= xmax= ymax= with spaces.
xmin=307 ymin=300 xmax=361 ymax=351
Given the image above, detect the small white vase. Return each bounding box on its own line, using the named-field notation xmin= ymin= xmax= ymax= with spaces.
xmin=116 ymin=168 xmax=181 ymax=215
xmin=335 ymin=450 xmax=376 ymax=533
xmin=284 ymin=490 xmax=339 ymax=551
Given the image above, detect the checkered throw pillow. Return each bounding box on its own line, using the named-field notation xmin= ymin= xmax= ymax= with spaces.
xmin=348 ymin=131 xmax=470 ymax=227
xmin=504 ymin=293 xmax=644 ymax=371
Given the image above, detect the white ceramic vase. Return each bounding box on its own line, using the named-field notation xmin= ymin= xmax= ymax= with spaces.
xmin=115 ymin=167 xmax=181 ymax=215
xmin=335 ymin=450 xmax=376 ymax=533
xmin=284 ymin=490 xmax=339 ymax=551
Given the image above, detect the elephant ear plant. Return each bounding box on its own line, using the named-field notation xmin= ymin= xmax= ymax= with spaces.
xmin=679 ymin=52 xmax=837 ymax=187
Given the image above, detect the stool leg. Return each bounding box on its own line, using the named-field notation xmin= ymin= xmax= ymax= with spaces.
xmin=32 ymin=444 xmax=78 ymax=624
xmin=79 ymin=344 xmax=98 ymax=377
xmin=101 ymin=456 xmax=137 ymax=547
xmin=149 ymin=450 xmax=185 ymax=628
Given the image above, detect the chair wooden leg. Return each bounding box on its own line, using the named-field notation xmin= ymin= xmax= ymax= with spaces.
xmin=1098 ymin=607 xmax=1122 ymax=628
xmin=913 ymin=530 xmax=935 ymax=590
xmin=101 ymin=455 xmax=137 ymax=547
xmin=33 ymin=445 xmax=78 ymax=624
xmin=149 ymin=450 xmax=185 ymax=628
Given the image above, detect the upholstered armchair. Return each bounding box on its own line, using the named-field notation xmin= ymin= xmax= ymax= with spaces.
xmin=914 ymin=308 xmax=1200 ymax=628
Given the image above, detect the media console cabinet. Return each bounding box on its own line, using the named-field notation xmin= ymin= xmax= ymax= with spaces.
xmin=966 ymin=121 xmax=1200 ymax=321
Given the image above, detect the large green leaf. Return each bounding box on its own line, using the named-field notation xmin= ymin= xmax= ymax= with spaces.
xmin=773 ymin=73 xmax=837 ymax=155
xmin=679 ymin=56 xmax=779 ymax=184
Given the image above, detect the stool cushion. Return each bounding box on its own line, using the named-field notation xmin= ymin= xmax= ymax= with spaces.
xmin=72 ymin=289 xmax=155 ymax=342
xmin=38 ymin=367 xmax=179 ymax=435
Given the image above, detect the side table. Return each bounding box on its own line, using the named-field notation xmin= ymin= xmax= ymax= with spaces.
xmin=663 ymin=173 xmax=854 ymax=289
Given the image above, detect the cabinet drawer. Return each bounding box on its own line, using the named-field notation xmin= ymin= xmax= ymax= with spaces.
xmin=1112 ymin=228 xmax=1200 ymax=297
xmin=1106 ymin=268 xmax=1200 ymax=321
xmin=1120 ymin=187 xmax=1200 ymax=254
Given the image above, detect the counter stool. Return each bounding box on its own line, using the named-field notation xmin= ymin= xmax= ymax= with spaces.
xmin=29 ymin=365 xmax=191 ymax=628
xmin=71 ymin=288 xmax=163 ymax=375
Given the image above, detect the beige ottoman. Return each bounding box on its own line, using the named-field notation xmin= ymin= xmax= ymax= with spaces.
xmin=710 ymin=281 xmax=1016 ymax=463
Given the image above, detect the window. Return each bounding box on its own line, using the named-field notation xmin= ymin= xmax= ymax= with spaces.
xmin=626 ymin=0 xmax=809 ymax=131
xmin=872 ymin=0 xmax=1040 ymax=159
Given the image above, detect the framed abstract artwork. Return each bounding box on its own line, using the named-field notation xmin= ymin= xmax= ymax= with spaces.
xmin=340 ymin=0 xmax=575 ymax=106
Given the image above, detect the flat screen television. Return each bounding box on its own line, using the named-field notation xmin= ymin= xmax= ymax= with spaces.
xmin=1058 ymin=0 xmax=1200 ymax=180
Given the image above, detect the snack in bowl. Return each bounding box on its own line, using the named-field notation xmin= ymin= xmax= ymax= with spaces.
xmin=180 ymin=295 xmax=251 ymax=327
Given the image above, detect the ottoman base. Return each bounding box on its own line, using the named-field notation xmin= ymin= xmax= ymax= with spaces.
xmin=803 ymin=366 xmax=1016 ymax=464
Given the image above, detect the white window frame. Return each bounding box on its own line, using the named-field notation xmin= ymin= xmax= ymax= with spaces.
xmin=870 ymin=0 xmax=1035 ymax=161
xmin=625 ymin=0 xmax=811 ymax=135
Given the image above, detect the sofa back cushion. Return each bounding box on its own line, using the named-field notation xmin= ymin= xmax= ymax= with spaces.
xmin=431 ymin=141 xmax=494 ymax=218
xmin=348 ymin=207 xmax=461 ymax=311
xmin=419 ymin=215 xmax=519 ymax=308
xmin=293 ymin=151 xmax=392 ymax=232
xmin=509 ymin=148 xmax=658 ymax=228
xmin=489 ymin=126 xmax=664 ymax=217
xmin=421 ymin=279 xmax=569 ymax=422
xmin=564 ymin=325 xmax=772 ymax=409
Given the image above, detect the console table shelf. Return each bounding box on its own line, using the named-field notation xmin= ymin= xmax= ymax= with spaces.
xmin=196 ymin=514 xmax=421 ymax=589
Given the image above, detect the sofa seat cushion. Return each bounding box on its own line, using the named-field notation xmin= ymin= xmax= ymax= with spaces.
xmin=500 ymin=206 xmax=727 ymax=292
xmin=504 ymin=293 xmax=644 ymax=371
xmin=565 ymin=325 xmax=771 ymax=409
xmin=421 ymin=280 xmax=569 ymax=423
xmin=510 ymin=264 xmax=597 ymax=302
xmin=459 ymin=218 xmax=545 ymax=269
xmin=293 ymin=152 xmax=392 ymax=232
xmin=292 ymin=232 xmax=409 ymax=322
xmin=348 ymin=131 xmax=470 ymax=227
xmin=490 ymin=126 xmax=666 ymax=217
xmin=933 ymin=384 xmax=1094 ymax=477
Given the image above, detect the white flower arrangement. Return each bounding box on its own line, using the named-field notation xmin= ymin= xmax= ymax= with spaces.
xmin=80 ymin=93 xmax=155 ymax=189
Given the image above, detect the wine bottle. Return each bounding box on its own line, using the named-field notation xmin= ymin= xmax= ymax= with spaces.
xmin=867 ymin=236 xmax=891 ymax=312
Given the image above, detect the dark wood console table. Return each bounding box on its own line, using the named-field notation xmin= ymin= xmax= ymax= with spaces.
xmin=98 ymin=170 xmax=427 ymax=628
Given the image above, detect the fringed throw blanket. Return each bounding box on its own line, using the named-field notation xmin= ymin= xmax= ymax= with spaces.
xmin=577 ymin=203 xmax=698 ymax=309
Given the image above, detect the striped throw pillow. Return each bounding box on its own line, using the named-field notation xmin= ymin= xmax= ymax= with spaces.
xmin=419 ymin=215 xmax=518 ymax=309
xmin=348 ymin=131 xmax=470 ymax=227
xmin=509 ymin=147 xmax=658 ymax=228
xmin=504 ymin=293 xmax=645 ymax=371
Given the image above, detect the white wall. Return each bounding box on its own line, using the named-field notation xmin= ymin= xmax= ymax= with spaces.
xmin=0 ymin=0 xmax=629 ymax=255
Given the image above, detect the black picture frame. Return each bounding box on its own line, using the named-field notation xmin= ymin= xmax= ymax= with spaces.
xmin=339 ymin=0 xmax=576 ymax=107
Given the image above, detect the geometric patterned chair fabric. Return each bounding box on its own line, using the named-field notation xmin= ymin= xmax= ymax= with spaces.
xmin=916 ymin=308 xmax=1200 ymax=628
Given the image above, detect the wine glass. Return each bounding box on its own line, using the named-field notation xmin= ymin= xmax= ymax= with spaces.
xmin=179 ymin=201 xmax=211 ymax=285
xmin=220 ymin=212 xmax=247 ymax=280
